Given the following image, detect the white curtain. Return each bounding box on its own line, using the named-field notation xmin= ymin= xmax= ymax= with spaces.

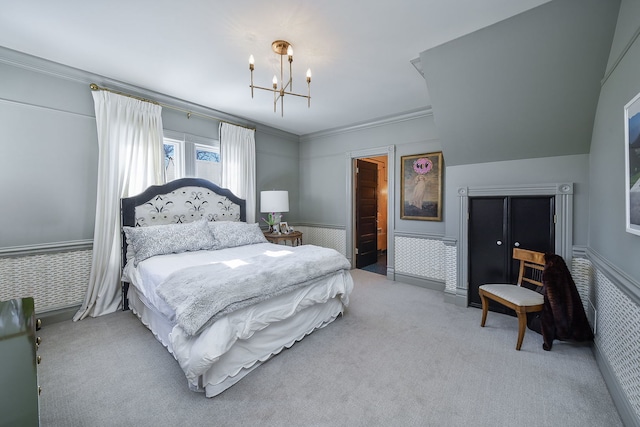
xmin=74 ymin=91 xmax=164 ymax=320
xmin=219 ymin=122 xmax=256 ymax=223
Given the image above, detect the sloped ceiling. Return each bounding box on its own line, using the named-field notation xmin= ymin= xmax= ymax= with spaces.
xmin=418 ymin=0 xmax=620 ymax=166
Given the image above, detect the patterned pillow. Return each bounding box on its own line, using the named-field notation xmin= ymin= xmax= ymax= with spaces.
xmin=208 ymin=221 xmax=268 ymax=249
xmin=124 ymin=217 xmax=216 ymax=266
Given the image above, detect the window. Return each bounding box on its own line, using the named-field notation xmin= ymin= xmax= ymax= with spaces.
xmin=195 ymin=144 xmax=221 ymax=184
xmin=163 ymin=138 xmax=184 ymax=182
xmin=162 ymin=133 xmax=221 ymax=185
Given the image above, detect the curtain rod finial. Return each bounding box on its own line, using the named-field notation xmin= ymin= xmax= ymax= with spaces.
xmin=90 ymin=83 xmax=99 ymax=91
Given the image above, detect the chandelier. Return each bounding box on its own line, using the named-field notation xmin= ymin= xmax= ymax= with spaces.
xmin=249 ymin=40 xmax=311 ymax=117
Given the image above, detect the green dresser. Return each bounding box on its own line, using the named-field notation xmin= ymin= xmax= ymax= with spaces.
xmin=0 ymin=298 xmax=40 ymax=427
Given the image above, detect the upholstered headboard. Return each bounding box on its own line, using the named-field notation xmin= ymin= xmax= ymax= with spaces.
xmin=119 ymin=178 xmax=246 ymax=309
xmin=121 ymin=178 xmax=246 ymax=229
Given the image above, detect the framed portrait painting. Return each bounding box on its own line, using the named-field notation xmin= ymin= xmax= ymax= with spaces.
xmin=625 ymin=92 xmax=640 ymax=236
xmin=401 ymin=152 xmax=443 ymax=221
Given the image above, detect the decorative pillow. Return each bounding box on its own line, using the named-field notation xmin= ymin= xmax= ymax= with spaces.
xmin=124 ymin=217 xmax=216 ymax=266
xmin=207 ymin=221 xmax=268 ymax=249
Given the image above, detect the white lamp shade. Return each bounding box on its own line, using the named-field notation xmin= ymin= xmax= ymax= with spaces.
xmin=260 ymin=191 xmax=289 ymax=213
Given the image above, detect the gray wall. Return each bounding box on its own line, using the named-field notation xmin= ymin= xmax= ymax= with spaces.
xmin=255 ymin=126 xmax=300 ymax=224
xmin=0 ymin=48 xmax=299 ymax=250
xmin=0 ymin=59 xmax=98 ymax=248
xmin=299 ymin=111 xmax=443 ymax=235
xmin=588 ymin=0 xmax=640 ymax=284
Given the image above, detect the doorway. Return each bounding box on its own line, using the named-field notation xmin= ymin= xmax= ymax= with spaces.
xmin=355 ymin=156 xmax=388 ymax=275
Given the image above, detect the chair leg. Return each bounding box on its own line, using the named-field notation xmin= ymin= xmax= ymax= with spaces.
xmin=479 ymin=291 xmax=489 ymax=327
xmin=515 ymin=308 xmax=527 ymax=351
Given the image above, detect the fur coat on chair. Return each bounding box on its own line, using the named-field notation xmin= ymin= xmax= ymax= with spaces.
xmin=534 ymin=253 xmax=594 ymax=351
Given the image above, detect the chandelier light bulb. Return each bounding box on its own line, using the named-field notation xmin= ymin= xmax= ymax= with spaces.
xmin=272 ymin=75 xmax=278 ymax=88
xmin=249 ymin=55 xmax=254 ymax=65
xmin=287 ymin=46 xmax=293 ymax=57
xmin=306 ymin=69 xmax=312 ymax=78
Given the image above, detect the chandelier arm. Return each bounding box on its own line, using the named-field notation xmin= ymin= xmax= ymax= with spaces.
xmin=250 ymin=68 xmax=254 ymax=98
xmin=282 ymin=91 xmax=310 ymax=99
xmin=280 ymin=54 xmax=284 ymax=95
xmin=289 ymin=58 xmax=293 ymax=93
xmin=251 ymin=84 xmax=279 ymax=93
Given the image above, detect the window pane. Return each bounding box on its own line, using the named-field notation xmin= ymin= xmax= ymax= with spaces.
xmin=196 ymin=150 xmax=220 ymax=162
xmin=195 ymin=145 xmax=221 ymax=185
xmin=164 ymin=143 xmax=176 ymax=182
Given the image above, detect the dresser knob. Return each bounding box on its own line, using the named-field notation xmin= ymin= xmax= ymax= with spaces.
xmin=37 ymin=356 xmax=42 ymax=364
xmin=36 ymin=336 xmax=42 ymax=345
xmin=36 ymin=318 xmax=42 ymax=330
xmin=38 ymin=386 xmax=42 ymax=396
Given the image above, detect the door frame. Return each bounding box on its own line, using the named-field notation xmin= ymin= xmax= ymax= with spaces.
xmin=346 ymin=145 xmax=395 ymax=278
xmin=456 ymin=183 xmax=574 ymax=307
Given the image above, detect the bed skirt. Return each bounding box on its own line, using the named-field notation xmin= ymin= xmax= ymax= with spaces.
xmin=128 ymin=276 xmax=348 ymax=397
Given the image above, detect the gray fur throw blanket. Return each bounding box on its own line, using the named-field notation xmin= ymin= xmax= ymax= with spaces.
xmin=156 ymin=245 xmax=351 ymax=335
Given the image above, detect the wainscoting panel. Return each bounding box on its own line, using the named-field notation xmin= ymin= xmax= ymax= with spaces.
xmin=394 ymin=236 xmax=446 ymax=282
xmin=571 ymin=256 xmax=595 ymax=327
xmin=294 ymin=226 xmax=347 ymax=257
xmin=0 ymin=249 xmax=90 ymax=313
xmin=444 ymin=243 xmax=458 ymax=294
xmin=594 ymin=269 xmax=640 ymax=421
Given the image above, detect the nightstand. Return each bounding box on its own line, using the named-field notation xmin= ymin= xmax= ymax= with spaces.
xmin=263 ymin=231 xmax=303 ymax=246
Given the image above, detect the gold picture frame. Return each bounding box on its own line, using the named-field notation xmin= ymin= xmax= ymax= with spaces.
xmin=400 ymin=152 xmax=443 ymax=221
xmin=625 ymin=91 xmax=640 ymax=236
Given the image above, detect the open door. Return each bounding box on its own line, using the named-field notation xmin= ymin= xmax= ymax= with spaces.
xmin=356 ymin=159 xmax=378 ymax=268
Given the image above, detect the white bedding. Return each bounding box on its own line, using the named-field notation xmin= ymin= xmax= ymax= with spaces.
xmin=123 ymin=242 xmax=354 ymax=396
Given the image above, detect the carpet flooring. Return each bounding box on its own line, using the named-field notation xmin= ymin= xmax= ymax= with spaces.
xmin=36 ymin=270 xmax=621 ymax=426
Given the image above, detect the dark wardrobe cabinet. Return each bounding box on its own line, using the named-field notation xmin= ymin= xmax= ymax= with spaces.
xmin=468 ymin=196 xmax=555 ymax=313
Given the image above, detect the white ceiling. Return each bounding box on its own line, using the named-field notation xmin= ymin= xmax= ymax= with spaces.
xmin=0 ymin=0 xmax=551 ymax=136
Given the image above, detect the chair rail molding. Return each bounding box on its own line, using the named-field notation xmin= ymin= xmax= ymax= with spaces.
xmin=456 ymin=183 xmax=574 ymax=307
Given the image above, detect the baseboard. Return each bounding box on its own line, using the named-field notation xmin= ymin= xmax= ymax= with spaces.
xmin=36 ymin=305 xmax=80 ymax=326
xmin=593 ymin=341 xmax=640 ymax=427
xmin=394 ymin=272 xmax=445 ymax=292
xmin=444 ymin=290 xmax=457 ymax=304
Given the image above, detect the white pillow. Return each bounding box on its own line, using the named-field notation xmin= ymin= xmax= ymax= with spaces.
xmin=207 ymin=221 xmax=268 ymax=249
xmin=124 ymin=217 xmax=216 ymax=266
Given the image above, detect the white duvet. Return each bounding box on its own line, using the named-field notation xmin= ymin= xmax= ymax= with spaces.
xmin=123 ymin=242 xmax=353 ymax=388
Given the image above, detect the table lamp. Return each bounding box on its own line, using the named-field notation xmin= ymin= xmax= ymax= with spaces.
xmin=260 ymin=190 xmax=289 ymax=233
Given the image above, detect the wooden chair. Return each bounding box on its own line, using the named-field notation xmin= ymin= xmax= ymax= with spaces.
xmin=479 ymin=248 xmax=546 ymax=350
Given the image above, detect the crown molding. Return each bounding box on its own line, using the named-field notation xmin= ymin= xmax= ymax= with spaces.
xmin=299 ymin=107 xmax=433 ymax=142
xmin=0 ymin=45 xmax=259 ymax=130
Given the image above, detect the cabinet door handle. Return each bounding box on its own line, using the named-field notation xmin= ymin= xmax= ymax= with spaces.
xmin=496 ymin=240 xmax=502 ymax=246
xmin=514 ymin=242 xmax=521 ymax=247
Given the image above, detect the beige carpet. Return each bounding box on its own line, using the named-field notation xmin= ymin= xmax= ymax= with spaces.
xmin=37 ymin=269 xmax=622 ymax=426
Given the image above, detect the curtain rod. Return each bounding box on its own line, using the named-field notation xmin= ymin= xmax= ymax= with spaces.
xmin=89 ymin=83 xmax=255 ymax=131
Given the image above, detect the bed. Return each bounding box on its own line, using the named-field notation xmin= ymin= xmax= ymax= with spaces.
xmin=120 ymin=178 xmax=354 ymax=397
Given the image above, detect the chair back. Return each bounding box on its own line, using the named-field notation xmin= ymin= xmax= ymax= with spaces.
xmin=513 ymin=248 xmax=545 ymax=289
